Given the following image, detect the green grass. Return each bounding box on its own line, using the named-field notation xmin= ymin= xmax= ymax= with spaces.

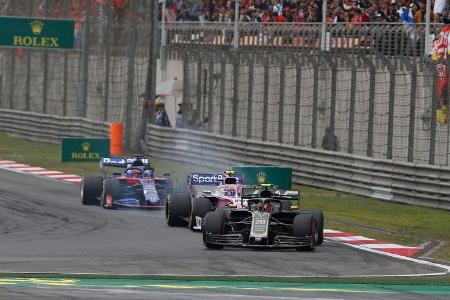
xmin=0 ymin=133 xmax=450 ymax=264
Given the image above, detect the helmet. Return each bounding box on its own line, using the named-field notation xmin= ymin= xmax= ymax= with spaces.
xmin=126 ymin=167 xmax=143 ymax=178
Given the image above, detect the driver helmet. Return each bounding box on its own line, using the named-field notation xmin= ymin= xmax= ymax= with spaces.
xmin=224 ymin=189 xmax=235 ymax=196
xmin=126 ymin=167 xmax=143 ymax=178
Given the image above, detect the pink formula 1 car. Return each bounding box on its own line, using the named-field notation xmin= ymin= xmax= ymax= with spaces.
xmin=166 ymin=171 xmax=248 ymax=231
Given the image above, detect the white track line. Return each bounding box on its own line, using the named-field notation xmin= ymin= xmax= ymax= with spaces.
xmin=14 ymin=167 xmax=46 ymax=171
xmin=45 ymin=174 xmax=81 ymax=179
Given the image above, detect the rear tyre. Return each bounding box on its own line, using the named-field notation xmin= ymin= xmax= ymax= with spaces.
xmin=81 ymin=175 xmax=103 ymax=205
xmin=102 ymin=178 xmax=121 ymax=209
xmin=166 ymin=193 xmax=191 ymax=226
xmin=307 ymin=209 xmax=324 ymax=245
xmin=202 ymin=211 xmax=225 ymax=249
xmin=188 ymin=197 xmax=212 ymax=231
xmin=293 ymin=213 xmax=317 ymax=251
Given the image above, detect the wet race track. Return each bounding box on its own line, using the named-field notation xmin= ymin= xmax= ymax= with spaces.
xmin=0 ymin=168 xmax=449 ymax=299
xmin=0 ymin=168 xmax=444 ymax=276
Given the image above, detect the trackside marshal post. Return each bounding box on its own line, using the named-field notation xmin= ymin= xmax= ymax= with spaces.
xmin=61 ymin=138 xmax=110 ymax=162
xmin=0 ymin=17 xmax=74 ymax=49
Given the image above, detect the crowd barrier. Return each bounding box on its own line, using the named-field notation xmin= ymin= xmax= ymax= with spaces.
xmin=0 ymin=109 xmax=109 ymax=144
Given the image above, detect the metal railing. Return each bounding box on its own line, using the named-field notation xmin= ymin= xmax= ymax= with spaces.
xmin=165 ymin=22 xmax=443 ymax=56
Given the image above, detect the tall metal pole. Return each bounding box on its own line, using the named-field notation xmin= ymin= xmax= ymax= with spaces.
xmin=233 ymin=0 xmax=239 ymax=49
xmin=425 ymin=0 xmax=432 ymax=55
xmin=160 ymin=0 xmax=167 ymax=81
xmin=140 ymin=0 xmax=159 ymax=151
xmin=320 ymin=0 xmax=327 ymax=51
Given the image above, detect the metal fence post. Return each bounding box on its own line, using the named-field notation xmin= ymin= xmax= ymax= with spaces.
xmin=103 ymin=5 xmax=112 ymax=121
xmin=347 ymin=58 xmax=357 ymax=154
xmin=232 ymin=54 xmax=239 ymax=137
xmin=80 ymin=13 xmax=90 ymax=117
xmin=312 ymin=57 xmax=319 ymax=148
xmin=124 ymin=8 xmax=138 ymax=149
xmin=25 ymin=51 xmax=31 ymax=111
xmin=207 ymin=59 xmax=214 ymax=133
xmin=429 ymin=63 xmax=438 ymax=165
xmin=407 ymin=61 xmax=417 ymax=162
xmin=367 ymin=60 xmax=376 ymax=157
xmin=8 ymin=49 xmax=15 ymax=110
xmin=42 ymin=50 xmax=49 ymax=114
xmin=329 ymin=57 xmax=337 ymax=135
xmin=246 ymin=56 xmax=254 ymax=139
xmin=219 ymin=61 xmax=225 ymax=135
xmin=262 ymin=58 xmax=269 ymax=141
xmin=196 ymin=59 xmax=202 ymax=115
xmin=294 ymin=60 xmax=302 ymax=146
xmin=386 ymin=60 xmax=396 ymax=160
xmin=278 ymin=57 xmax=285 ymax=143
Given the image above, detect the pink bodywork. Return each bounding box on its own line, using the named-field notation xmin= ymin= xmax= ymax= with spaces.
xmin=211 ymin=184 xmax=248 ymax=208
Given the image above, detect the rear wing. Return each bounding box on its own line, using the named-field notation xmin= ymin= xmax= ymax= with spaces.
xmin=187 ymin=172 xmax=243 ymax=185
xmin=100 ymin=157 xmax=151 ymax=168
xmin=241 ymin=187 xmax=300 ymax=200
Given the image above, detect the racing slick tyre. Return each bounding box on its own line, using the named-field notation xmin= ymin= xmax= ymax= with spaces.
xmin=81 ymin=175 xmax=103 ymax=205
xmin=307 ymin=209 xmax=324 ymax=245
xmin=188 ymin=197 xmax=212 ymax=231
xmin=166 ymin=193 xmax=191 ymax=226
xmin=202 ymin=210 xmax=225 ymax=249
xmin=102 ymin=178 xmax=121 ymax=209
xmin=293 ymin=213 xmax=317 ymax=252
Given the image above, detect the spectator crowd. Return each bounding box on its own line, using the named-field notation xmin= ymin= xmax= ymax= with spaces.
xmin=164 ymin=0 xmax=448 ymax=24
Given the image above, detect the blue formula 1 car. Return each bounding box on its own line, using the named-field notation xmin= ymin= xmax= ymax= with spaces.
xmin=81 ymin=156 xmax=173 ymax=209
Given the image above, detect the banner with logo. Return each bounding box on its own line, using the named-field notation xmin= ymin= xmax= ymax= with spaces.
xmin=232 ymin=166 xmax=292 ymax=189
xmin=61 ymin=138 xmax=110 ymax=162
xmin=0 ymin=17 xmax=74 ymax=49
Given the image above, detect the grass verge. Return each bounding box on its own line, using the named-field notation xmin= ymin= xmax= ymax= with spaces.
xmin=0 ymin=133 xmax=449 ymax=266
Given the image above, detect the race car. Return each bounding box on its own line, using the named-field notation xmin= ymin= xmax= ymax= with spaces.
xmin=202 ymin=187 xmax=324 ymax=251
xmin=81 ymin=156 xmax=173 ymax=209
xmin=166 ymin=170 xmax=246 ymax=231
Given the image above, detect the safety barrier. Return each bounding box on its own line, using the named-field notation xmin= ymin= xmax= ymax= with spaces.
xmin=0 ymin=109 xmax=109 ymax=144
xmin=146 ymin=124 xmax=450 ymax=210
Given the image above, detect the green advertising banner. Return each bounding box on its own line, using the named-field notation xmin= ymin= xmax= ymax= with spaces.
xmin=61 ymin=138 xmax=110 ymax=162
xmin=0 ymin=17 xmax=74 ymax=49
xmin=233 ymin=166 xmax=292 ymax=189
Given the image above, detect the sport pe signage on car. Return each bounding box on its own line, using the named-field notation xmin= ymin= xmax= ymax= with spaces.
xmin=0 ymin=17 xmax=75 ymax=49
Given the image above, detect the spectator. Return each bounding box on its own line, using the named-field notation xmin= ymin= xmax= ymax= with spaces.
xmin=176 ymin=103 xmax=184 ymax=128
xmin=434 ymin=0 xmax=447 ymax=23
xmin=155 ymin=103 xmax=171 ymax=127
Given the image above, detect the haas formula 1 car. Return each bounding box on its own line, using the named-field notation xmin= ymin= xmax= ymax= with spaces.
xmin=81 ymin=156 xmax=173 ymax=209
xmin=166 ymin=171 xmax=246 ymax=231
xmin=202 ymin=187 xmax=324 ymax=251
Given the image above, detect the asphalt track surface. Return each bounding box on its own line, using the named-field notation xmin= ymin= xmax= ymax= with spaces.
xmin=0 ymin=169 xmax=449 ymax=299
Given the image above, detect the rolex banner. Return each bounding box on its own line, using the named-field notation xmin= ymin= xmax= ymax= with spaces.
xmin=61 ymin=138 xmax=110 ymax=162
xmin=232 ymin=166 xmax=292 ymax=189
xmin=0 ymin=17 xmax=74 ymax=49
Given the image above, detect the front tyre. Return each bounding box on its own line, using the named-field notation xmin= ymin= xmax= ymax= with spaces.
xmin=202 ymin=211 xmax=225 ymax=249
xmin=293 ymin=213 xmax=317 ymax=251
xmin=307 ymin=209 xmax=324 ymax=245
xmin=166 ymin=193 xmax=191 ymax=226
xmin=102 ymin=178 xmax=121 ymax=209
xmin=81 ymin=175 xmax=103 ymax=205
xmin=188 ymin=197 xmax=211 ymax=231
